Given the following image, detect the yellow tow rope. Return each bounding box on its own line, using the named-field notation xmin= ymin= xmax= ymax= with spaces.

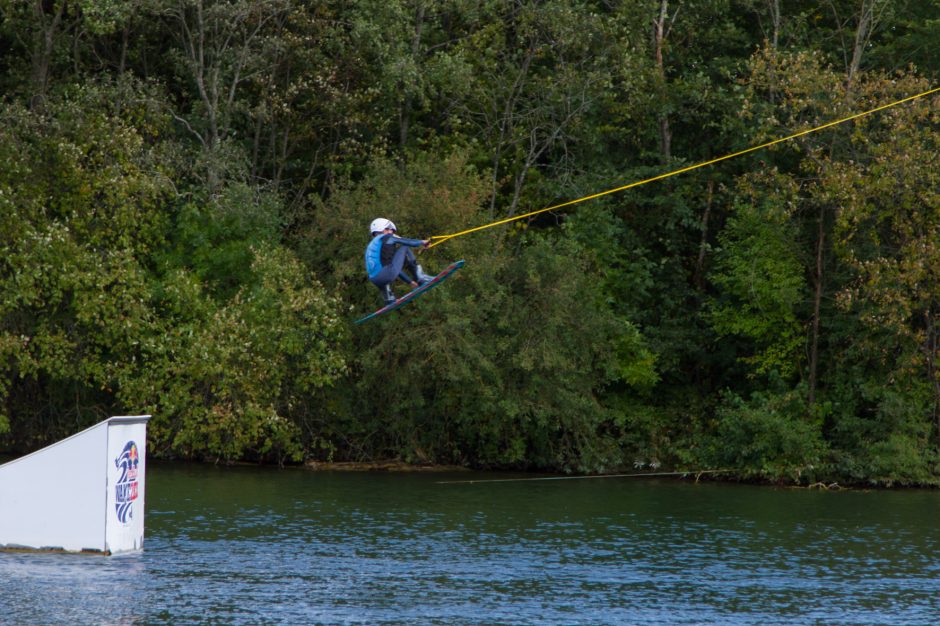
xmin=427 ymin=85 xmax=940 ymax=249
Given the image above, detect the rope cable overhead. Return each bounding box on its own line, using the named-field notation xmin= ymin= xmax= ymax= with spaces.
xmin=427 ymin=85 xmax=940 ymax=249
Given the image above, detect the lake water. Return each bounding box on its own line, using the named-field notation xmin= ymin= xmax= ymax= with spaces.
xmin=2 ymin=463 xmax=939 ymax=625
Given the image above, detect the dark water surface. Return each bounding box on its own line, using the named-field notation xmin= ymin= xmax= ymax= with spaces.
xmin=2 ymin=463 xmax=939 ymax=625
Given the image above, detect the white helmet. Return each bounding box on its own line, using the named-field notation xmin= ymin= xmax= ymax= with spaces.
xmin=369 ymin=218 xmax=396 ymax=234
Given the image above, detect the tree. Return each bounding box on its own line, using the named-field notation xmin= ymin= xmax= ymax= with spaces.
xmin=451 ymin=0 xmax=610 ymax=218
xmin=827 ymin=74 xmax=940 ymax=480
xmin=124 ymin=244 xmax=347 ymax=463
xmin=709 ymin=170 xmax=806 ymax=382
xmin=299 ymin=149 xmax=655 ymax=470
xmin=0 ymin=80 xmax=174 ymax=446
xmin=163 ymin=0 xmax=291 ymax=188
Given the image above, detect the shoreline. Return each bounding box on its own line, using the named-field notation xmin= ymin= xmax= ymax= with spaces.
xmin=303 ymin=460 xmax=470 ymax=472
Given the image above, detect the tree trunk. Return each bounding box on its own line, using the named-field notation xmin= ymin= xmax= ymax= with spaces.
xmin=846 ymin=2 xmax=870 ymax=89
xmin=694 ymin=179 xmax=714 ymax=292
xmin=119 ymin=23 xmax=130 ymax=75
xmin=653 ymin=0 xmax=673 ymax=160
xmin=29 ymin=0 xmax=67 ymax=110
xmin=926 ymin=306 xmax=940 ymax=446
xmin=399 ymin=1 xmax=426 ymax=152
xmin=845 ymin=0 xmax=887 ymax=91
xmin=766 ymin=0 xmax=780 ymax=49
xmin=808 ymin=204 xmax=825 ymax=408
xmin=487 ymin=47 xmax=535 ymax=218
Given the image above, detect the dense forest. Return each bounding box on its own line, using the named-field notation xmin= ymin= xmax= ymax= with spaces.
xmin=1 ymin=0 xmax=938 ymax=484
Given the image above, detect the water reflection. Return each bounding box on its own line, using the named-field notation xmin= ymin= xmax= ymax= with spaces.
xmin=2 ymin=551 xmax=146 ymax=625
xmin=2 ymin=464 xmax=939 ymax=625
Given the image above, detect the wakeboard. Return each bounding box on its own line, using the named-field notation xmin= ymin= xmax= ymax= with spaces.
xmin=354 ymin=260 xmax=465 ymax=325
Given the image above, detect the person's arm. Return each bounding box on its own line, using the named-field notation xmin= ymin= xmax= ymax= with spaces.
xmin=390 ymin=235 xmax=428 ymax=285
xmin=390 ymin=235 xmax=429 ymax=248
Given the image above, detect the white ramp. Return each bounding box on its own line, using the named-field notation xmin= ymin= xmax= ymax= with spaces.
xmin=0 ymin=415 xmax=150 ymax=555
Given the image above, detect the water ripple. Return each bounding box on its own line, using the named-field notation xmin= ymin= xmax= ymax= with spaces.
xmin=2 ymin=468 xmax=939 ymax=625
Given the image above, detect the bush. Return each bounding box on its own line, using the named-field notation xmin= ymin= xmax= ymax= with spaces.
xmin=703 ymin=389 xmax=827 ymax=483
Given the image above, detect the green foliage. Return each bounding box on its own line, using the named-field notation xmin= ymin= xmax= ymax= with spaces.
xmin=821 ymin=72 xmax=940 ymax=484
xmin=867 ymin=0 xmax=940 ymax=77
xmin=164 ymin=184 xmax=285 ymax=297
xmin=123 ymin=246 xmax=347 ymax=464
xmin=78 ymin=0 xmax=139 ymax=35
xmin=709 ymin=171 xmax=806 ymax=380
xmin=825 ymin=373 xmax=939 ymax=486
xmin=703 ymin=388 xmax=827 ymax=483
xmin=303 ymin=149 xmax=655 ymax=471
xmin=0 ymin=81 xmax=174 ymax=447
xmin=0 ymin=80 xmax=346 ymax=462
xmin=1 ymin=0 xmax=939 ymax=484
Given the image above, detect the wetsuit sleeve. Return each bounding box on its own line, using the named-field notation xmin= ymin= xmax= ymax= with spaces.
xmin=389 ymin=235 xmax=427 ymax=247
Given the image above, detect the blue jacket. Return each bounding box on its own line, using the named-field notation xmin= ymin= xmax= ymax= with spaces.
xmin=364 ymin=233 xmax=426 ymax=280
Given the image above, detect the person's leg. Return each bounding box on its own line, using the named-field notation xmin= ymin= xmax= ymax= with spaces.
xmin=370 ymin=278 xmax=396 ymax=305
xmin=402 ymin=248 xmax=418 ymax=280
xmin=403 ymin=248 xmax=434 ymax=285
xmin=378 ymin=246 xmax=431 ymax=286
xmin=373 ymin=247 xmax=409 ymax=284
xmin=415 ymin=264 xmax=433 ymax=284
xmin=370 ymin=247 xmax=412 ymax=304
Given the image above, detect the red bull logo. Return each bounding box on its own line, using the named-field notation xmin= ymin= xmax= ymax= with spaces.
xmin=114 ymin=441 xmax=140 ymax=524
